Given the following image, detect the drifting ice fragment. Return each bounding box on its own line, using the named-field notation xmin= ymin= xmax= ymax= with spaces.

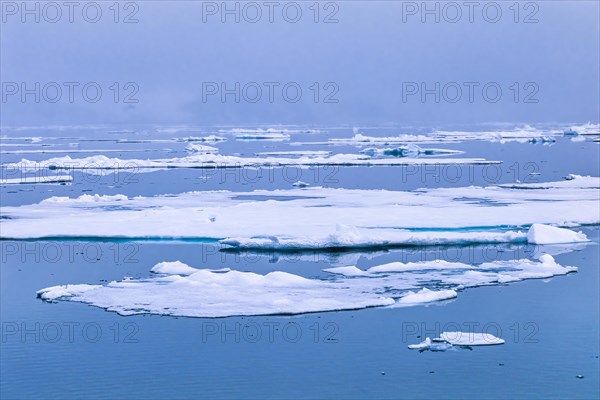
xmin=408 ymin=332 xmax=504 ymax=350
xmin=527 ymin=224 xmax=589 ymax=245
xmin=408 ymin=338 xmax=454 ymax=351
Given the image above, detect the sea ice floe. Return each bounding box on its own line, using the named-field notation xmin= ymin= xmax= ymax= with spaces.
xmin=37 ymin=266 xmax=396 ymax=317
xmin=431 ymin=127 xmax=563 ymax=144
xmin=178 ymin=135 xmax=227 ymax=143
xmin=3 ymin=153 xmax=496 ymax=173
xmin=567 ymin=122 xmax=600 ymax=135
xmin=498 ymin=175 xmax=599 ymax=189
xmin=1 ymin=175 xmax=72 ymax=185
xmin=1 ymin=177 xmax=597 ymax=244
xmin=328 ymin=126 xmax=567 ymax=145
xmin=36 ymin=254 xmax=577 ymax=318
xmin=221 ymin=128 xmax=319 ymax=135
xmin=330 ymin=133 xmax=442 ymax=145
xmin=235 ymin=132 xmax=290 ymax=141
xmin=408 ymin=332 xmax=504 ymax=351
xmin=220 ymin=227 xmax=528 ymax=250
xmin=360 ymin=145 xmax=464 ymax=157
xmin=255 ymin=150 xmax=332 ymax=157
xmin=185 ymin=143 xmax=219 ymax=154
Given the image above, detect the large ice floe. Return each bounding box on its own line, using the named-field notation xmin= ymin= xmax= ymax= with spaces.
xmin=36 ymin=254 xmax=577 ymax=318
xmin=2 ymin=152 xmax=498 ymax=173
xmin=1 ymin=176 xmax=597 ymax=244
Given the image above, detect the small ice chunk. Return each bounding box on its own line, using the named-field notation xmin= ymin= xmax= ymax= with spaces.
xmin=439 ymin=331 xmax=505 ymax=346
xmin=150 ymin=261 xmax=199 ymax=275
xmin=527 ymin=224 xmax=589 ymax=245
xmin=185 ymin=143 xmax=219 ymax=154
xmin=292 ymin=181 xmax=310 ymax=188
xmin=407 ymin=337 xmax=453 ymax=351
xmin=408 ymin=337 xmax=431 ymax=349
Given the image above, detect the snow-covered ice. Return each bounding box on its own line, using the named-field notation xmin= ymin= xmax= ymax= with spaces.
xmin=36 ymin=254 xmax=577 ymax=318
xmin=1 ymin=177 xmax=598 ymax=245
xmin=2 ymin=153 xmax=498 ymax=173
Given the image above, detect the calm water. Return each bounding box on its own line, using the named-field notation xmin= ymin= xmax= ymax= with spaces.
xmin=1 ymin=128 xmax=599 ymax=399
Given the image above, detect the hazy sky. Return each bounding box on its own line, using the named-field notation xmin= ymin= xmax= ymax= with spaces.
xmin=1 ymin=1 xmax=599 ymax=127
